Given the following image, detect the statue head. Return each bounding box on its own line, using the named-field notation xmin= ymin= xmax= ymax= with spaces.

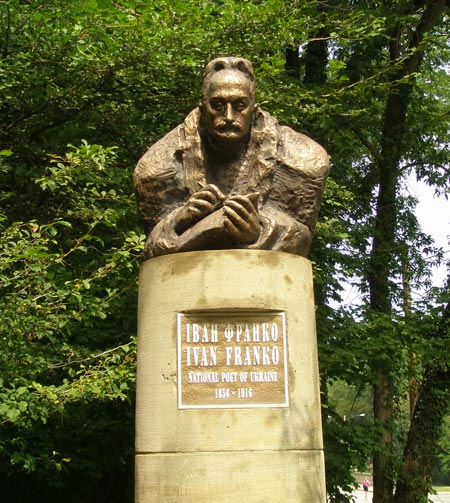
xmin=201 ymin=57 xmax=255 ymax=148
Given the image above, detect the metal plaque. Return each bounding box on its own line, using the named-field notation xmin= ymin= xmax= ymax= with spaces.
xmin=177 ymin=311 xmax=288 ymax=409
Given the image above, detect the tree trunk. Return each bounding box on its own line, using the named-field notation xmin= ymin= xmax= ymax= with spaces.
xmin=285 ymin=46 xmax=300 ymax=78
xmin=372 ymin=370 xmax=395 ymax=502
xmin=401 ymin=257 xmax=418 ymax=419
xmin=394 ymin=301 xmax=450 ymax=503
xmin=369 ymin=2 xmax=446 ymax=500
xmin=285 ymin=0 xmax=328 ymax=85
xmin=394 ymin=368 xmax=450 ymax=503
xmin=303 ymin=34 xmax=328 ymax=85
xmin=370 ymin=72 xmax=410 ymax=503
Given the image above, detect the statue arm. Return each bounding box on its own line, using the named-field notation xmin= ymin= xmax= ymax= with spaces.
xmin=144 ymin=207 xmax=190 ymax=257
xmin=250 ymin=127 xmax=328 ymax=256
xmin=246 ymin=204 xmax=312 ymax=255
xmin=143 ymin=180 xmax=319 ymax=258
xmin=144 ymin=184 xmax=231 ymax=257
xmin=144 ymin=204 xmax=225 ymax=258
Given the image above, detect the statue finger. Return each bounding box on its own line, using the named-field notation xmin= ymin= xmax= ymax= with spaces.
xmin=226 ymin=195 xmax=257 ymax=214
xmin=192 ymin=192 xmax=221 ymax=209
xmin=223 ymin=215 xmax=244 ymax=239
xmin=224 ymin=211 xmax=259 ymax=243
xmin=224 ymin=198 xmax=255 ymax=219
xmin=223 ymin=206 xmax=250 ymax=231
xmin=190 ymin=197 xmax=217 ymax=212
xmin=202 ymin=184 xmax=226 ymax=201
xmin=195 ymin=184 xmax=225 ymax=203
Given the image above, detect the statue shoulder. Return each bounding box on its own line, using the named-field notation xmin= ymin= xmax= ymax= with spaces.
xmin=276 ymin=125 xmax=329 ymax=178
xmin=134 ymin=125 xmax=183 ymax=184
xmin=134 ymin=108 xmax=201 ymax=184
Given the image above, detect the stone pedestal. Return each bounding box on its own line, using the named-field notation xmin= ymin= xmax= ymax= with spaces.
xmin=135 ymin=250 xmax=326 ymax=502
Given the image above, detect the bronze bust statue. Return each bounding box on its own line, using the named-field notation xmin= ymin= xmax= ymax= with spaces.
xmin=134 ymin=57 xmax=329 ymax=259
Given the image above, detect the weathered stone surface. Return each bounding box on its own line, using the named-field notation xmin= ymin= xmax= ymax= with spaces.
xmin=136 ymin=451 xmax=326 ymax=503
xmin=135 ymin=250 xmax=325 ymax=502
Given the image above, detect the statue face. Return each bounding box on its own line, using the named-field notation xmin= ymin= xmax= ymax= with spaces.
xmin=202 ymin=70 xmax=254 ymax=145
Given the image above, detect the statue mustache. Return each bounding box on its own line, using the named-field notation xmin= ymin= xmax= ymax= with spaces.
xmin=215 ymin=122 xmax=241 ymax=132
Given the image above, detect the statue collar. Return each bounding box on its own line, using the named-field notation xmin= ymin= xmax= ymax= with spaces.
xmin=180 ymin=106 xmax=279 ymax=196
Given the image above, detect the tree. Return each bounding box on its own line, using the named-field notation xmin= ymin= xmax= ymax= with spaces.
xmin=0 ymin=143 xmax=141 ymax=502
xmin=394 ymin=295 xmax=450 ymax=503
xmin=366 ymin=3 xmax=448 ymax=500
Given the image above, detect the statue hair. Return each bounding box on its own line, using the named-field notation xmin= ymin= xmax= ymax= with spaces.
xmin=202 ymin=57 xmax=255 ymax=100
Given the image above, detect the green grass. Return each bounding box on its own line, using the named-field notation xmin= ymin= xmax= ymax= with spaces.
xmin=433 ymin=486 xmax=450 ymax=492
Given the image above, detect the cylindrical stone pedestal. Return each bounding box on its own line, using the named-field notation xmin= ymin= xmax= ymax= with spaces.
xmin=135 ymin=250 xmax=325 ymax=502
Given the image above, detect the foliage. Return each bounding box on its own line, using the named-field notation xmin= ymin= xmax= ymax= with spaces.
xmin=0 ymin=142 xmax=143 ymax=501
xmin=436 ymin=415 xmax=450 ymax=485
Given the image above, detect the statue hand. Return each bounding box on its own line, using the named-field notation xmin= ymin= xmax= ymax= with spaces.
xmin=223 ymin=193 xmax=260 ymax=243
xmin=174 ymin=184 xmax=225 ymax=234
